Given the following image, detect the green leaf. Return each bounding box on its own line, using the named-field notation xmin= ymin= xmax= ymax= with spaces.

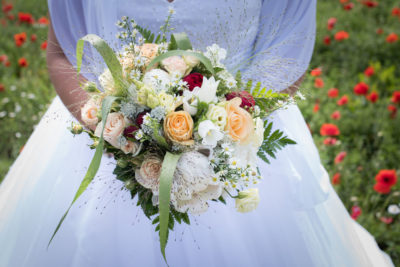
xmin=158 ymin=152 xmax=182 ymax=264
xmin=76 ymin=34 xmax=125 ymax=94
xmin=48 ymin=96 xmax=117 ymax=248
xmin=170 ymin=33 xmax=192 ymax=50
xmin=146 ymin=50 xmax=215 ymax=75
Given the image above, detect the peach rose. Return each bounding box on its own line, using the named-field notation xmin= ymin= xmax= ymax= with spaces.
xmin=139 ymin=43 xmax=159 ymax=67
xmin=81 ymin=98 xmax=100 ymax=127
xmin=121 ymin=140 xmax=141 ymax=155
xmin=163 ymin=111 xmax=194 ymax=145
xmin=225 ymin=97 xmax=254 ymax=144
xmin=95 ymin=112 xmax=125 ymax=148
xmin=161 ymin=56 xmax=189 ymax=77
xmin=135 ymin=154 xmax=163 ymax=192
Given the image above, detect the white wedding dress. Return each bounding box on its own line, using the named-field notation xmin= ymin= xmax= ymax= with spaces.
xmin=0 ymin=0 xmax=394 ymax=266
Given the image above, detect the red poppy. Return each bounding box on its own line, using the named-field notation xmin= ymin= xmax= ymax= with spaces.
xmin=41 ymin=41 xmax=48 ymax=50
xmin=350 ymin=206 xmax=361 ymax=220
xmin=310 ymin=67 xmax=322 ymax=77
xmin=361 ymin=1 xmax=378 ymax=8
xmin=0 ymin=54 xmax=7 ymax=63
xmin=18 ymin=12 xmax=34 ymax=24
xmin=376 ymin=169 xmax=397 ymax=187
xmin=323 ymin=36 xmax=331 ymax=45
xmin=332 ymin=173 xmax=341 ymax=185
xmin=320 ymin=123 xmax=340 ymax=136
xmin=353 ymin=82 xmax=369 ymax=95
xmin=18 ymin=57 xmax=28 ymax=67
xmin=2 ymin=4 xmax=13 ymax=13
xmin=30 ymin=34 xmax=37 ymax=42
xmin=340 ymin=0 xmax=349 ymax=3
xmin=5 ymin=61 xmax=11 ymax=67
xmin=373 ymin=183 xmax=391 ymax=194
xmin=380 ymin=217 xmax=393 ymax=224
xmin=343 ymin=3 xmax=354 ymax=10
xmin=366 ymin=91 xmax=378 ymax=103
xmin=0 ymin=83 xmax=5 ymax=92
xmin=324 ymin=137 xmax=337 ymax=146
xmin=37 ymin=17 xmax=49 ymax=25
xmin=331 ymin=110 xmax=341 ymax=120
xmin=328 ymin=88 xmax=339 ymax=98
xmin=391 ymin=91 xmax=400 ymax=104
xmin=376 ymin=28 xmax=384 ymax=35
xmin=327 ymin=17 xmax=337 ymax=30
xmin=334 ymin=151 xmax=347 ymax=164
xmin=391 ymin=7 xmax=400 ymax=17
xmin=388 ymin=105 xmax=397 ymax=118
xmin=7 ymin=14 xmax=14 ymax=21
xmin=314 ymin=78 xmax=324 ymax=88
xmin=386 ymin=33 xmax=398 ymax=43
xmin=313 ymin=103 xmax=319 ymax=113
xmin=14 ymin=32 xmax=27 ymax=47
xmin=364 ymin=66 xmax=374 ymax=77
xmin=337 ymin=95 xmax=349 ymax=106
xmin=335 ymin=31 xmax=349 ymax=41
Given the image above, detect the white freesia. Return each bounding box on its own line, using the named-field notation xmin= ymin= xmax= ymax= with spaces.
xmin=143 ymin=69 xmax=171 ymax=92
xmin=182 ymin=89 xmax=199 ymax=115
xmin=198 ymin=120 xmax=224 ymax=147
xmin=206 ymin=104 xmax=227 ymax=130
xmin=205 ymin=44 xmax=227 ymax=67
xmin=235 ymin=188 xmax=260 ymax=213
xmin=197 ymin=76 xmax=219 ymax=103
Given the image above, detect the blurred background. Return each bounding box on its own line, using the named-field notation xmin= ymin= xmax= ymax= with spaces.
xmin=0 ymin=0 xmax=399 ymax=264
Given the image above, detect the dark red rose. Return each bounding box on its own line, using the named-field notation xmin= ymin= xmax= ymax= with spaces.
xmin=225 ymin=91 xmax=256 ymax=110
xmin=183 ymin=73 xmax=203 ymax=91
xmin=123 ymin=125 xmax=139 ymax=138
xmin=135 ymin=111 xmax=148 ymax=127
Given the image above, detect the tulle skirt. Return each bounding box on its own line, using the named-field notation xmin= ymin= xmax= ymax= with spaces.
xmin=0 ymin=96 xmax=393 ymax=267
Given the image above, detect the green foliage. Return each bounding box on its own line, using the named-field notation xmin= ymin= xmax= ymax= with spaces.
xmin=257 ymin=122 xmax=296 ymax=164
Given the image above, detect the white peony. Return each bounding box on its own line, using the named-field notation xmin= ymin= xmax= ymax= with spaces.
xmin=197 ymin=76 xmax=219 ymax=103
xmin=171 ymin=151 xmax=223 ymax=215
xmin=143 ymin=69 xmax=171 ymax=92
xmin=235 ymin=188 xmax=260 ymax=213
xmin=206 ymin=104 xmax=227 ymax=130
xmin=198 ymin=120 xmax=223 ymax=147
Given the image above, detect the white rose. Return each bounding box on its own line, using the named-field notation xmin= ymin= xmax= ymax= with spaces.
xmin=183 ymin=54 xmax=200 ymax=68
xmin=251 ymin=117 xmax=265 ymax=149
xmin=81 ymin=98 xmax=100 ymax=127
xmin=135 ymin=154 xmax=163 ymax=193
xmin=206 ymin=104 xmax=227 ymax=130
xmin=99 ymin=69 xmax=115 ymax=94
xmin=94 ymin=112 xmax=125 ymax=148
xmin=235 ymin=188 xmax=260 ymax=213
xmin=161 ymin=56 xmax=188 ymax=78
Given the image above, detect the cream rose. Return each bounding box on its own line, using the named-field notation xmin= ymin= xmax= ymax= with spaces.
xmin=135 ymin=154 xmax=163 ymax=192
xmin=225 ymin=97 xmax=254 ymax=144
xmin=158 ymin=91 xmax=175 ymax=113
xmin=139 ymin=43 xmax=159 ymax=67
xmin=94 ymin=112 xmax=125 ymax=148
xmin=235 ymin=188 xmax=260 ymax=213
xmin=206 ymin=104 xmax=227 ymax=130
xmin=183 ymin=54 xmax=200 ymax=68
xmin=161 ymin=56 xmax=189 ymax=78
xmin=81 ymin=98 xmax=100 ymax=127
xmin=163 ymin=111 xmax=194 ymax=145
xmin=121 ymin=140 xmax=141 ymax=155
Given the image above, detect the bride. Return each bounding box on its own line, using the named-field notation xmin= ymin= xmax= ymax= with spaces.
xmin=0 ymin=0 xmax=394 ymax=266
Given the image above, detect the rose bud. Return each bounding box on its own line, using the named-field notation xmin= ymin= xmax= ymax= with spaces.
xmin=70 ymin=122 xmax=83 ymax=135
xmin=225 ymin=91 xmax=255 ymax=110
xmin=182 ymin=73 xmax=203 ymax=91
xmin=117 ymin=158 xmax=128 ymax=168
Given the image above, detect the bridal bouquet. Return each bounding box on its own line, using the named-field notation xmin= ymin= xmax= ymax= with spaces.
xmin=50 ymin=14 xmax=295 ymax=262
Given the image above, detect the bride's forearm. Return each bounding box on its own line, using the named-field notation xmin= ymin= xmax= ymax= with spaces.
xmin=46 ymin=21 xmax=88 ymax=124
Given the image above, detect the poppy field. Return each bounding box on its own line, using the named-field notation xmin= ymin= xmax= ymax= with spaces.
xmin=0 ymin=0 xmax=399 ymax=264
